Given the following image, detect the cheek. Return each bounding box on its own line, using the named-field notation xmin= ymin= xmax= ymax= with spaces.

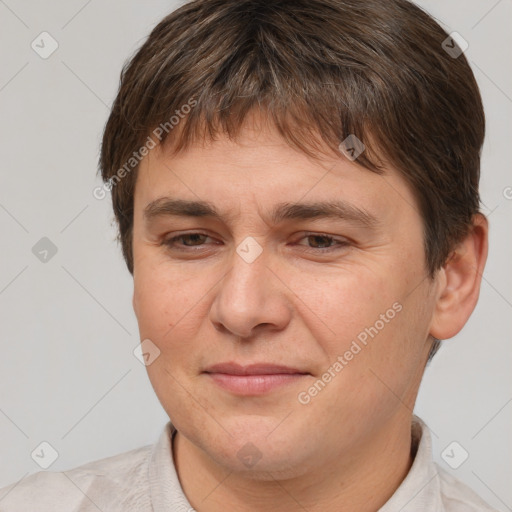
xmin=283 ymin=265 xmax=400 ymax=353
xmin=134 ymin=261 xmax=208 ymax=333
xmin=293 ymin=263 xmax=429 ymax=399
xmin=132 ymin=261 xmax=227 ymax=383
xmin=133 ymin=272 xmax=173 ymax=339
xmin=133 ymin=266 xmax=208 ymax=405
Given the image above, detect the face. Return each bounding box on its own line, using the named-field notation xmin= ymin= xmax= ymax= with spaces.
xmin=132 ymin=118 xmax=438 ymax=479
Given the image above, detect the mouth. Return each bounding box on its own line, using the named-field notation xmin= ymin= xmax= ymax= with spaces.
xmin=203 ymin=362 xmax=310 ymax=395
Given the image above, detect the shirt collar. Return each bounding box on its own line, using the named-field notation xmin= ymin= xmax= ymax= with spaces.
xmin=148 ymin=422 xmax=193 ymax=511
xmin=378 ymin=416 xmax=443 ymax=512
xmin=148 ymin=416 xmax=442 ymax=512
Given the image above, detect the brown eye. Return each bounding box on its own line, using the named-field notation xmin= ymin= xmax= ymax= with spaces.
xmin=296 ymin=233 xmax=349 ymax=252
xmin=306 ymin=234 xmax=336 ymax=249
xmin=163 ymin=232 xmax=212 ymax=250
xmin=176 ymin=233 xmax=208 ymax=246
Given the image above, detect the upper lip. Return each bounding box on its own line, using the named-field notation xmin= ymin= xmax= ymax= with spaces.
xmin=204 ymin=363 xmax=309 ymax=375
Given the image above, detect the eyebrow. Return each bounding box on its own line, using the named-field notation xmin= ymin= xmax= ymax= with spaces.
xmin=143 ymin=198 xmax=379 ymax=228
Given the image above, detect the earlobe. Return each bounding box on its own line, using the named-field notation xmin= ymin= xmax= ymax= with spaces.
xmin=429 ymin=214 xmax=489 ymax=340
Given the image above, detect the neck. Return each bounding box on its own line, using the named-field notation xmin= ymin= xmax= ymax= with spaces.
xmin=173 ymin=413 xmax=414 ymax=512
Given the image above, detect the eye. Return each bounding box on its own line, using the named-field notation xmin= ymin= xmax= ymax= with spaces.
xmin=161 ymin=231 xmax=350 ymax=254
xmin=296 ymin=233 xmax=350 ymax=252
xmin=163 ymin=232 xmax=213 ymax=250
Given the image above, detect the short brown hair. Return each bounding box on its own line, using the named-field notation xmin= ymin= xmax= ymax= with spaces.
xmin=99 ymin=0 xmax=485 ymax=281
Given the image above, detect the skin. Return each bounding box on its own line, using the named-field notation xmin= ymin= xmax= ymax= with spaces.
xmin=131 ymin=114 xmax=488 ymax=512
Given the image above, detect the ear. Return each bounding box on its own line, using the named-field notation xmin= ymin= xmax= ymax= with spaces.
xmin=429 ymin=213 xmax=489 ymax=340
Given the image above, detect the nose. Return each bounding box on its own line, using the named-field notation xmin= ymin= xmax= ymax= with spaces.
xmin=209 ymin=242 xmax=292 ymax=340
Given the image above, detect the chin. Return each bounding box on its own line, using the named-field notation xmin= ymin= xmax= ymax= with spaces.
xmin=213 ymin=443 xmax=314 ymax=481
xmin=188 ymin=415 xmax=317 ymax=478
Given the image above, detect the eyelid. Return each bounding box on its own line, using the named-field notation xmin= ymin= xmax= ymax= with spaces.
xmin=300 ymin=231 xmax=350 ymax=242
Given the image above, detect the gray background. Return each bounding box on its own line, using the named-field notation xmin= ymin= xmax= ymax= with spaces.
xmin=0 ymin=0 xmax=511 ymax=509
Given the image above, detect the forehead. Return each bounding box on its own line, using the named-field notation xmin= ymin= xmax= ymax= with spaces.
xmin=133 ymin=121 xmax=419 ymax=229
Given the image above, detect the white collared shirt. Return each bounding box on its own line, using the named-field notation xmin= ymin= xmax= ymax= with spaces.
xmin=0 ymin=416 xmax=498 ymax=511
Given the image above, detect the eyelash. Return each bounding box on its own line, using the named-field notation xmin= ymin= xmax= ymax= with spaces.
xmin=162 ymin=232 xmax=349 ymax=253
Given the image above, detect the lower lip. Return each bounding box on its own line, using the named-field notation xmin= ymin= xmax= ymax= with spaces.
xmin=205 ymin=373 xmax=307 ymax=395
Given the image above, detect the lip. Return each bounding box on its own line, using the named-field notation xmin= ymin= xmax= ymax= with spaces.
xmin=203 ymin=362 xmax=309 ymax=395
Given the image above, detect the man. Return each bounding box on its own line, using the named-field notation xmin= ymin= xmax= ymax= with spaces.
xmin=0 ymin=0 xmax=497 ymax=510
